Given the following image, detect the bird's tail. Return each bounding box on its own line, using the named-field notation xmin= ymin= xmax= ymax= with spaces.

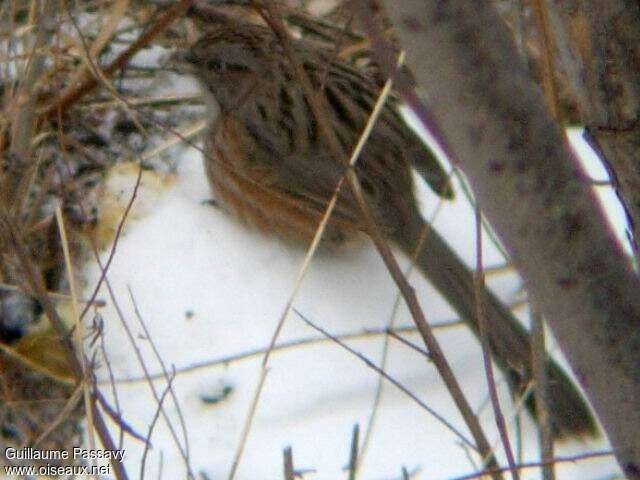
xmin=392 ymin=211 xmax=598 ymax=439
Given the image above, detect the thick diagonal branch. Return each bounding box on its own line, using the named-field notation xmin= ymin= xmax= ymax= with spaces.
xmin=352 ymin=0 xmax=640 ymax=477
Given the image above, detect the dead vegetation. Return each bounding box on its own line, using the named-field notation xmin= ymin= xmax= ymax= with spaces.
xmin=0 ymin=0 xmax=635 ymax=479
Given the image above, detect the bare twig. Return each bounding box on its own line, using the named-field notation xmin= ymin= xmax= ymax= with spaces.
xmin=62 ymin=0 xmax=148 ymax=135
xmin=98 ymin=320 xmax=126 ymax=449
xmin=128 ymin=286 xmax=191 ymax=467
xmin=474 ymin=206 xmax=518 ymax=480
xmin=5 ymin=0 xmax=58 ymax=208
xmin=451 ymin=449 xmax=614 ymax=480
xmin=0 ymin=212 xmax=129 ymax=480
xmin=283 ymin=446 xmax=295 ymax=480
xmin=102 ymin=275 xmax=193 ymax=478
xmin=530 ymin=307 xmax=555 ymax=480
xmin=38 ymin=0 xmax=192 ymax=124
xmin=358 ymin=182 xmax=451 ymax=468
xmin=293 ymin=308 xmax=476 ymax=450
xmin=60 ymin=153 xmax=190 ymax=475
xmin=347 ymin=424 xmax=359 ymax=480
xmin=94 ymin=390 xmax=148 ymax=445
xmin=113 ymin=319 xmax=463 ymax=384
xmin=140 ymin=371 xmax=175 ymax=480
xmin=32 ymin=383 xmax=83 ymax=448
xmin=385 ymin=329 xmax=430 ymax=359
xmin=80 ymin=166 xmax=143 ymax=320
xmin=0 ymin=211 xmax=80 ymax=376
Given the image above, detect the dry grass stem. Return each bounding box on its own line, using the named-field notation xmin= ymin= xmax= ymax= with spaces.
xmin=113 ymin=318 xmax=465 ymax=384
xmin=55 ymin=205 xmax=97 ymax=462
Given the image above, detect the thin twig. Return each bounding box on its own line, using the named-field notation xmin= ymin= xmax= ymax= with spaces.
xmin=60 ymin=0 xmax=129 ymax=95
xmin=0 ymin=191 xmax=78 ymax=376
xmin=32 ymin=383 xmax=83 ymax=448
xmin=474 ymin=205 xmax=518 ymax=480
xmin=5 ymin=0 xmax=57 ymax=207
xmin=293 ymin=308 xmax=476 ymax=450
xmin=385 ymin=329 xmax=431 ymax=359
xmin=128 ymin=286 xmax=192 ymax=469
xmin=80 ymin=165 xmax=143 ymax=320
xmin=283 ymin=446 xmax=295 ymax=480
xmin=98 ymin=319 xmax=125 ymax=449
xmin=348 ymin=424 xmax=359 ymax=480
xmin=0 ymin=341 xmax=73 ymax=384
xmin=358 ymin=193 xmax=450 ymax=467
xmin=62 ymin=0 xmax=148 ymax=135
xmin=137 ymin=120 xmax=207 ymax=164
xmin=38 ymin=0 xmax=192 ymax=123
xmin=85 ymin=92 xmax=203 ymax=110
xmin=0 ymin=210 xmax=130 ymax=479
xmin=94 ymin=390 xmax=148 ymax=445
xmin=531 ymin=306 xmax=555 ymax=480
xmin=103 ymin=275 xmax=193 ymax=478
xmin=451 ymin=450 xmax=614 ymax=480
xmin=346 ymin=168 xmax=501 ymax=476
xmin=113 ymin=319 xmax=463 ymax=384
xmin=60 ymin=150 xmax=190 ymax=475
xmin=140 ymin=371 xmax=175 ymax=480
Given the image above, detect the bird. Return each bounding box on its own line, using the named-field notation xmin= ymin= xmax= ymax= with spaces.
xmin=175 ymin=18 xmax=596 ymax=439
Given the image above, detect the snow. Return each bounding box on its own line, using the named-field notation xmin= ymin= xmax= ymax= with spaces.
xmin=81 ymin=129 xmax=619 ymax=479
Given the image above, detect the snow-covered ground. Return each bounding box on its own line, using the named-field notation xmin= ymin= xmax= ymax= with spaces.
xmin=81 ymin=124 xmax=620 ymax=479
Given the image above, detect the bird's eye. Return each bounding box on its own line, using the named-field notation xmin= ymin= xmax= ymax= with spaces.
xmin=207 ymin=59 xmax=226 ymax=71
xmin=207 ymin=58 xmax=251 ymax=74
xmin=225 ymin=63 xmax=250 ymax=73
